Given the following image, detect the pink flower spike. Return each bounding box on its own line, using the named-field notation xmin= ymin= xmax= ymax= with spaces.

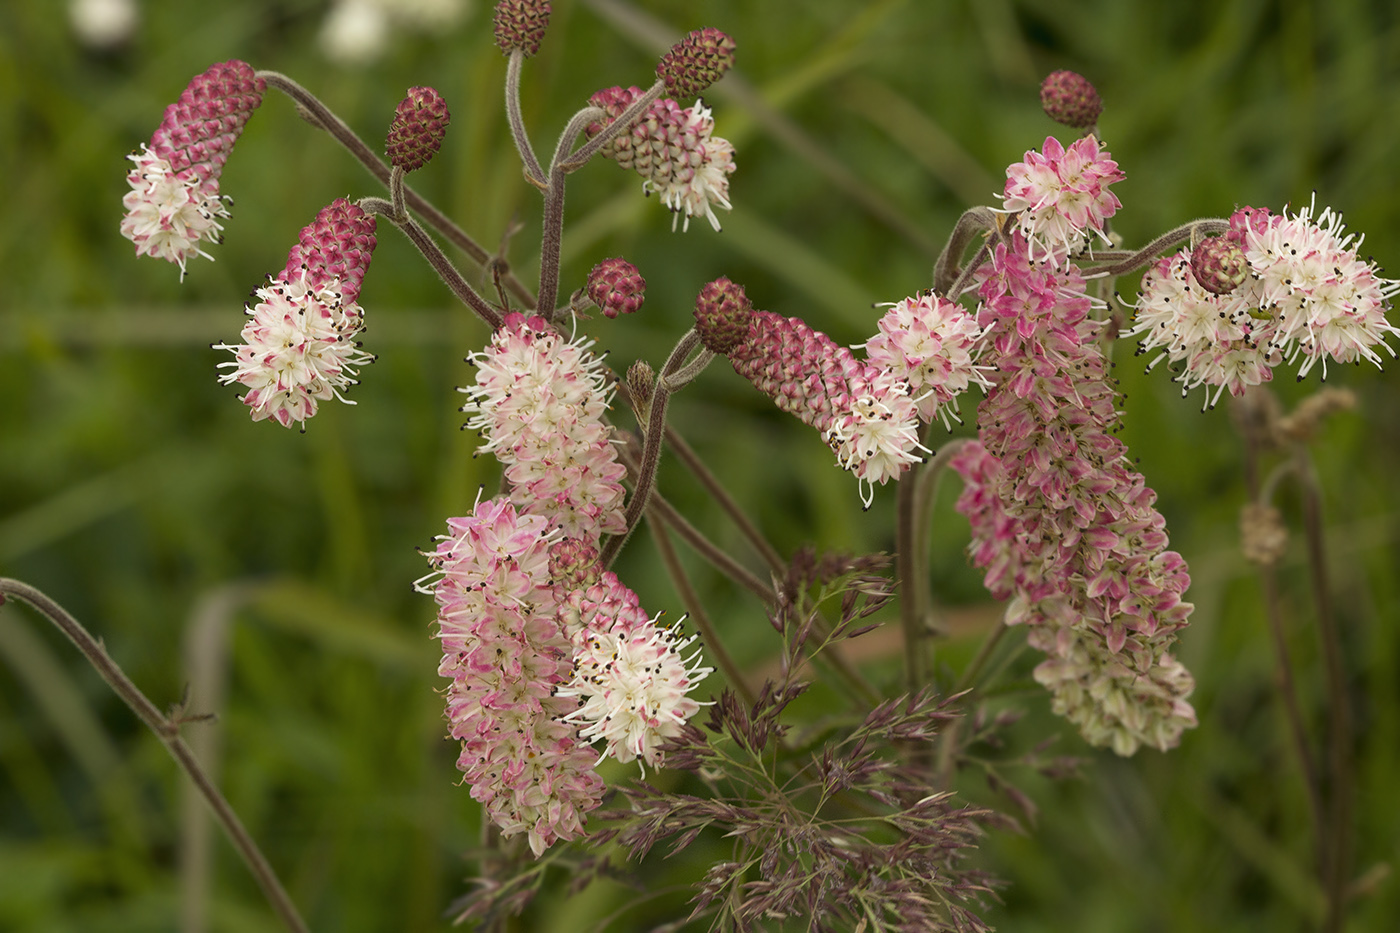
xmin=863 ymin=293 xmax=991 ymax=427
xmin=215 ymin=199 xmax=378 ymax=429
xmin=121 ymin=60 xmax=265 ymax=277
xmin=1000 ymin=135 xmax=1124 ymax=263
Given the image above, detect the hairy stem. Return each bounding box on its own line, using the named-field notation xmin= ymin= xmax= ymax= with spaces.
xmin=933 ymin=207 xmax=999 ymax=296
xmin=556 ymin=79 xmax=666 ymax=173
xmin=258 ymin=70 xmax=536 ymax=309
xmin=1077 ymin=218 xmax=1230 ymax=278
xmin=536 ymin=166 xmax=567 ymax=317
xmin=648 ymin=515 xmax=757 ymax=707
xmin=0 ymin=579 xmax=309 ymax=933
xmin=505 ymin=50 xmax=546 ymax=187
xmin=360 ymin=197 xmax=503 ymax=329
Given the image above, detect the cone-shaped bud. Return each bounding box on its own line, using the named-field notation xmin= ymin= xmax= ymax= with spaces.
xmin=493 ymin=0 xmax=551 ymax=57
xmin=386 ymin=86 xmax=450 ymax=173
xmin=693 ymin=277 xmax=753 ymax=354
xmin=549 ymin=537 xmax=601 ymax=589
xmin=1040 ymin=70 xmax=1102 ymax=129
xmin=283 ymin=197 xmax=379 ymax=303
xmin=626 ymin=361 xmax=656 ymax=410
xmin=657 ymin=27 xmax=736 ymax=99
xmin=587 ymin=257 xmax=646 ymax=318
xmin=1190 ymin=236 xmax=1248 ymax=295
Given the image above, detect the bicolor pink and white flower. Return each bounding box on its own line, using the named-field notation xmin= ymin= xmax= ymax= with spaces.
xmin=999 ymin=135 xmax=1124 ymax=263
xmin=587 ymin=86 xmax=735 ymax=232
xmin=215 ymin=198 xmax=377 ymax=428
xmin=121 ymin=60 xmax=265 ymax=277
xmin=862 ymin=292 xmax=990 ymax=426
xmin=953 ymin=235 xmax=1197 ymax=755
xmin=419 ymin=496 xmax=605 ymax=856
xmin=460 ymin=313 xmax=628 ymax=540
xmin=1129 ymin=202 xmax=1398 ymax=405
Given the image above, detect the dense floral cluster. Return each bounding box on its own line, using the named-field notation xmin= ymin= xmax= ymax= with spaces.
xmin=1000 ymin=135 xmax=1124 ymax=263
xmin=215 ymin=198 xmax=378 ymax=428
xmin=459 ymin=313 xmax=628 ymax=539
xmin=1130 ymin=202 xmax=1399 ymax=406
xmin=121 ymin=60 xmax=264 ymax=276
xmin=586 ymin=85 xmax=735 ymax=231
xmin=952 ymin=236 xmax=1197 ymax=755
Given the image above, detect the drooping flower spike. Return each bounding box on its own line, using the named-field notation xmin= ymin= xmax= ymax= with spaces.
xmin=586 ymin=86 xmax=735 ymax=232
xmin=215 ymin=198 xmax=378 ymax=429
xmin=121 ymin=60 xmax=265 ymax=277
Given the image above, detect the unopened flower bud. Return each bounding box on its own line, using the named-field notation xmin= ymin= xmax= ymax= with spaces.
xmin=693 ymin=277 xmax=753 ymax=354
xmin=586 ymin=257 xmax=645 ymax=318
xmin=626 ymin=361 xmax=655 ymax=411
xmin=657 ymin=27 xmax=736 ymax=99
xmin=493 ymin=0 xmax=550 ymax=57
xmin=386 ymin=86 xmax=450 ymax=173
xmin=549 ymin=537 xmax=601 ymax=588
xmin=1040 ymin=70 xmax=1102 ymax=129
xmin=1190 ymin=236 xmax=1248 ymax=295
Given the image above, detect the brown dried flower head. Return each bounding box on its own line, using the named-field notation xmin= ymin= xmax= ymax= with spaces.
xmin=693 ymin=277 xmax=753 ymax=355
xmin=386 ymin=86 xmax=450 ymax=173
xmin=657 ymin=27 xmax=736 ymax=99
xmin=1040 ymin=70 xmax=1102 ymax=129
xmin=493 ymin=0 xmax=551 ymax=57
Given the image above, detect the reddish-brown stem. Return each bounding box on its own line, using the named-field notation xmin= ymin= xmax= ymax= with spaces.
xmin=0 ymin=579 xmax=309 ymax=933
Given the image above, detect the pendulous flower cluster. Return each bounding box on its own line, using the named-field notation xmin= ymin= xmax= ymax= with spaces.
xmin=1000 ymin=135 xmax=1124 ymax=263
xmin=952 ymin=235 xmax=1197 ymax=755
xmin=586 ymin=86 xmax=735 ymax=232
xmin=215 ymin=198 xmax=378 ymax=429
xmin=1130 ymin=202 xmax=1399 ymax=406
xmin=121 ymin=60 xmax=265 ymax=277
xmin=459 ymin=313 xmax=628 ymax=540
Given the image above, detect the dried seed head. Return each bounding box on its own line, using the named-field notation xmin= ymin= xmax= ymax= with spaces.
xmin=1039 ymin=70 xmax=1102 ymax=129
xmin=626 ymin=361 xmax=656 ymax=411
xmin=657 ymin=27 xmax=736 ymax=99
xmin=693 ymin=277 xmax=753 ymax=354
xmin=493 ymin=0 xmax=551 ymax=57
xmin=1190 ymin=236 xmax=1248 ymax=295
xmin=1240 ymin=502 xmax=1288 ymax=565
xmin=386 ymin=86 xmax=450 ymax=173
xmin=587 ymin=257 xmax=646 ymax=318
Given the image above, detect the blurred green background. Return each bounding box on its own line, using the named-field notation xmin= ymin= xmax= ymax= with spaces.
xmin=3 ymin=0 xmax=1399 ymax=929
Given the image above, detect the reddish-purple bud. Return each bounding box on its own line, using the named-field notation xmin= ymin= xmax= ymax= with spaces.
xmin=282 ymin=198 xmax=378 ymax=303
xmin=150 ymin=59 xmax=265 ymax=182
xmin=693 ymin=277 xmax=753 ymax=354
xmin=586 ymin=258 xmax=646 ymax=318
xmin=387 ymin=86 xmax=450 ymax=173
xmin=549 ymin=537 xmax=600 ymax=589
xmin=1190 ymin=236 xmax=1249 ymax=295
xmin=657 ymin=27 xmax=736 ymax=99
xmin=1040 ymin=70 xmax=1102 ymax=129
xmin=493 ymin=0 xmax=551 ymax=57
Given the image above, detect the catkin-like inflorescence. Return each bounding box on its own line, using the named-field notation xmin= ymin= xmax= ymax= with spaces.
xmin=121 ymin=60 xmax=265 ymax=275
xmin=492 ymin=0 xmax=550 ymax=56
xmin=953 ymin=234 xmax=1198 ymax=755
xmin=386 ymin=86 xmax=450 ymax=173
xmin=214 ymin=198 xmax=378 ymax=429
xmin=656 ymin=27 xmax=736 ymax=98
xmin=587 ymin=257 xmax=646 ymax=318
xmin=586 ymin=85 xmax=735 ymax=232
xmin=1039 ymin=70 xmax=1103 ymax=129
xmin=460 ymin=313 xmax=628 ymax=540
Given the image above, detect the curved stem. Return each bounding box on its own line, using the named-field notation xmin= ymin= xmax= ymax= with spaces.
xmin=946 ymin=242 xmax=992 ymax=302
xmin=1078 ymin=219 xmax=1230 ymax=278
xmin=0 ymin=579 xmax=310 ymax=933
xmin=599 ymin=332 xmax=702 ymax=568
xmin=648 ymin=514 xmax=757 ymax=708
xmin=360 ymin=198 xmax=503 ymax=329
xmin=933 ymin=207 xmax=998 ymax=296
xmin=556 ymin=80 xmax=666 ymax=173
xmin=258 ymin=70 xmax=536 ymax=309
xmin=505 ymin=50 xmax=546 ymax=187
